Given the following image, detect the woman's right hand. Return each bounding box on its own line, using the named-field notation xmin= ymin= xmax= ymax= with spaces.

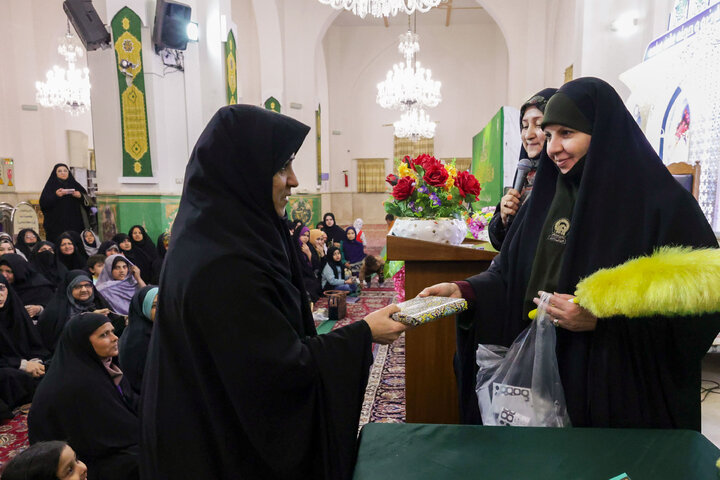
xmin=56 ymin=188 xmax=66 ymax=197
xmin=418 ymin=282 xmax=462 ymax=298
xmin=500 ymin=189 xmax=522 ymax=226
xmin=364 ymin=304 xmax=408 ymax=345
xmin=93 ymin=308 xmax=111 ymax=316
xmin=25 ymin=360 xmax=45 ymax=378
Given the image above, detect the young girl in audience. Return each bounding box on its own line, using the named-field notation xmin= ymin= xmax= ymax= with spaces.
xmin=81 ymin=229 xmax=100 ymax=257
xmin=30 ymin=241 xmax=67 ymax=290
xmin=341 ymin=226 xmax=366 ymax=278
xmin=353 ymin=218 xmax=366 ymax=245
xmin=118 ymin=286 xmax=158 ymax=395
xmin=39 ymin=270 xmax=124 ymax=353
xmin=98 ymin=241 xmax=121 ymax=257
xmin=0 ymin=253 xmax=55 ymax=318
xmin=96 ymin=255 xmax=145 ymax=316
xmin=14 ymin=229 xmax=41 ymax=259
xmin=309 ymin=229 xmax=325 ymax=264
xmin=293 ymin=226 xmax=321 ymax=303
xmin=29 ymin=313 xmax=139 ymax=480
xmin=1 ymin=440 xmax=88 ymax=480
xmin=57 ymin=233 xmax=87 ymax=271
xmin=112 ymin=234 xmax=153 ymax=285
xmin=0 ymin=275 xmax=49 ymax=420
xmin=321 ymin=246 xmax=356 ymax=293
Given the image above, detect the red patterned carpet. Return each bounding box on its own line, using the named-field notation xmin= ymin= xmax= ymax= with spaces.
xmin=0 ymin=404 xmax=30 ymax=471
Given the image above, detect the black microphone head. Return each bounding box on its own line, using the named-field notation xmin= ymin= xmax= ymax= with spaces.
xmin=517 ymin=158 xmax=533 ymax=172
xmin=511 ymin=159 xmax=533 ymax=192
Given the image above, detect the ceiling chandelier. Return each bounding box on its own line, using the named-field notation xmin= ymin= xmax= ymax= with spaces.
xmin=377 ymin=16 xmax=440 ymax=140
xmin=318 ymin=0 xmax=443 ymax=19
xmin=393 ymin=106 xmax=436 ymax=141
xmin=35 ymin=23 xmax=91 ymax=116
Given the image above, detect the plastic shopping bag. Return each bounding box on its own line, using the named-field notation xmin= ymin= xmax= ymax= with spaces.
xmin=475 ymin=292 xmax=571 ymax=427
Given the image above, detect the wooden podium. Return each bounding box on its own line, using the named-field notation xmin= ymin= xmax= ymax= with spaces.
xmin=387 ymin=235 xmax=497 ymax=424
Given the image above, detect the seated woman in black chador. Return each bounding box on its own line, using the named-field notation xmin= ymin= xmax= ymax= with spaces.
xmin=421 ymin=77 xmax=720 ymax=429
xmin=29 ymin=313 xmax=139 ymax=480
xmin=30 ymin=241 xmax=67 ymax=290
xmin=57 ymin=232 xmax=88 ymax=271
xmin=150 ymin=233 xmax=169 ymax=284
xmin=38 ymin=270 xmax=124 ymax=353
xmin=118 ymin=286 xmax=158 ymax=395
xmin=0 ymin=275 xmax=49 ymax=420
xmin=98 ymin=240 xmax=121 ymax=257
xmin=1 ymin=440 xmax=88 ymax=480
xmin=292 ymin=225 xmax=322 ymax=303
xmin=139 ymin=105 xmax=406 ymax=479
xmin=0 ymin=253 xmax=55 ymax=318
xmin=321 ymin=212 xmax=346 ymax=247
xmin=39 ymin=164 xmax=89 ymax=244
xmin=128 ymin=226 xmax=157 ymax=284
xmin=488 ymin=88 xmax=557 ymax=250
xmin=14 ymin=228 xmax=41 ymax=259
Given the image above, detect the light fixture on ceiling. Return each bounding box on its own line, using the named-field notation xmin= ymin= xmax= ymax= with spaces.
xmin=393 ymin=105 xmax=436 ymax=141
xmin=35 ymin=22 xmax=91 ymax=116
xmin=318 ymin=0 xmax=443 ymax=19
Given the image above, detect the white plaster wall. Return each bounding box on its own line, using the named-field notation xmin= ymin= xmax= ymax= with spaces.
xmin=231 ymin=0 xmax=262 ymax=105
xmin=322 ymin=21 xmax=508 ymax=193
xmin=0 ymin=0 xmax=94 ymax=195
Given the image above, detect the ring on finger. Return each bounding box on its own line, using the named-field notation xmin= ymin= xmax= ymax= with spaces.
xmin=552 ymin=318 xmax=559 ymax=327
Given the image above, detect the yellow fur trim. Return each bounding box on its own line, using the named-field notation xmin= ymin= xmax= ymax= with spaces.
xmin=575 ymin=247 xmax=720 ymax=318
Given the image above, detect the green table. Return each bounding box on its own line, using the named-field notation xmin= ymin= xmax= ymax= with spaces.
xmin=354 ymin=423 xmax=720 ymax=479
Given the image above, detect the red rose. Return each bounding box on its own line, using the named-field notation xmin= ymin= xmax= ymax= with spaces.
xmin=423 ymin=163 xmax=449 ymax=187
xmin=385 ymin=173 xmax=399 ymax=186
xmin=412 ymin=154 xmax=437 ymax=170
xmin=456 ymin=171 xmax=481 ymax=199
xmin=392 ymin=176 xmax=416 ymax=201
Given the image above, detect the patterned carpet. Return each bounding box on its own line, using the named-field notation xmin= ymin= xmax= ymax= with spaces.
xmin=0 ymin=404 xmax=30 ymax=471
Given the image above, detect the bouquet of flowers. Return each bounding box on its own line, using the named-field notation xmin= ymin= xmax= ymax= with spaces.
xmin=384 ymin=154 xmax=481 ymax=219
xmin=467 ymin=206 xmax=496 ymax=240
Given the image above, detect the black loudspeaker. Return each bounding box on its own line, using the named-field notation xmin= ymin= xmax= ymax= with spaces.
xmin=152 ymin=0 xmax=192 ymax=53
xmin=63 ymin=0 xmax=111 ymax=51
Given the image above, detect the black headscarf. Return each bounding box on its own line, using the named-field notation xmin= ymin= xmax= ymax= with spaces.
xmin=488 ymin=88 xmax=558 ymax=250
xmin=28 ymin=312 xmax=139 ymax=480
xmin=29 ymin=241 xmax=67 ymax=289
xmin=458 ymin=77 xmax=720 ymax=429
xmin=321 ymin=212 xmax=346 ymax=246
xmin=118 ymin=285 xmax=157 ymax=395
xmin=140 ymin=105 xmax=373 ymax=479
xmin=56 ymin=232 xmax=87 ymax=270
xmin=0 ymin=275 xmax=49 ymax=369
xmin=39 ymin=163 xmax=88 ymax=244
xmin=98 ymin=240 xmax=120 ymax=256
xmin=113 ymin=233 xmax=153 ymax=284
xmin=37 ymin=270 xmax=118 ymax=353
xmin=150 ymin=233 xmax=169 ymax=285
xmin=0 ymin=254 xmax=55 ymax=307
xmin=14 ymin=228 xmax=41 ymax=259
xmin=128 ymin=225 xmax=158 ymax=261
xmin=323 ymin=245 xmax=344 ymax=280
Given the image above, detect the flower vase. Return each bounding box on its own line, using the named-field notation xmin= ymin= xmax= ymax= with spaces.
xmin=389 ymin=217 xmax=468 ymax=245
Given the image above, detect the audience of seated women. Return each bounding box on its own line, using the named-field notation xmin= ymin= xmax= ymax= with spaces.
xmin=0 ymin=276 xmax=50 ymax=420
xmin=1 ymin=440 xmax=88 ymax=480
xmin=0 ymin=253 xmax=55 ymax=318
xmin=96 ymin=255 xmax=145 ymax=316
xmin=30 ymin=241 xmax=67 ymax=290
xmin=118 ymin=286 xmax=158 ymax=395
xmin=38 ymin=270 xmax=124 ymax=353
xmin=29 ymin=313 xmax=140 ymax=480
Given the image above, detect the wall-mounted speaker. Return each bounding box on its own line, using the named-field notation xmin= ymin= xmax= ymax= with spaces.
xmin=62 ymin=0 xmax=111 ymax=51
xmin=152 ymin=0 xmax=192 ymax=53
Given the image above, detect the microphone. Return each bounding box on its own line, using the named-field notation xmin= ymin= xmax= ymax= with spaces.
xmin=506 ymin=159 xmax=533 ymax=227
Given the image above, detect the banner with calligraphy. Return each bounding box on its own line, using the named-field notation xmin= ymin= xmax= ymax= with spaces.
xmin=225 ymin=30 xmax=237 ymax=104
xmin=111 ymin=8 xmax=153 ymax=177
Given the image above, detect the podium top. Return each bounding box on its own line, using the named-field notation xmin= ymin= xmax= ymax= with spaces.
xmin=386 ymin=235 xmax=498 ymax=262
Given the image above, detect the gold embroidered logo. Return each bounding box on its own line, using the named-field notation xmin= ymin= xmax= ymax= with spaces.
xmin=548 ymin=218 xmax=570 ymax=244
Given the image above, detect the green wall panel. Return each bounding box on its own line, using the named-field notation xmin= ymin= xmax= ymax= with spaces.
xmin=285 ymin=194 xmax=322 ymax=228
xmin=97 ymin=195 xmax=180 ymax=242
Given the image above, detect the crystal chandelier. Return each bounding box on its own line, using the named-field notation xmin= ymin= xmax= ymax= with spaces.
xmin=318 ymin=0 xmax=443 ymax=19
xmin=376 ymin=30 xmax=441 ymax=110
xmin=35 ymin=24 xmax=91 ymax=116
xmin=393 ymin=105 xmax=436 ymax=140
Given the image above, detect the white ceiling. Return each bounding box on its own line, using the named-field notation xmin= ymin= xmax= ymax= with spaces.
xmin=329 ymin=0 xmax=493 ymax=27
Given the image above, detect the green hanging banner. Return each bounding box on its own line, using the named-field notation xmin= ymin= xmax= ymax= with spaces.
xmin=111 ymin=8 xmax=153 ymax=177
xmin=264 ymin=96 xmax=281 ymax=113
xmin=316 ymin=105 xmax=321 ymax=185
xmin=225 ymin=30 xmax=237 ymax=104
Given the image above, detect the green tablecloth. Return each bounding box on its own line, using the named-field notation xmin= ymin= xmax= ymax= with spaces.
xmin=353 ymin=423 xmax=720 ymax=479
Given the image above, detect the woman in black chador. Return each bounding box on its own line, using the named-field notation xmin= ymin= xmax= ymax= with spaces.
xmin=118 ymin=285 xmax=158 ymax=395
xmin=321 ymin=212 xmax=346 ymax=246
xmin=140 ymin=105 xmax=406 ymax=480
xmin=423 ymin=77 xmax=720 ymax=429
xmin=39 ymin=164 xmax=89 ymax=244
xmin=28 ymin=313 xmax=139 ymax=480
